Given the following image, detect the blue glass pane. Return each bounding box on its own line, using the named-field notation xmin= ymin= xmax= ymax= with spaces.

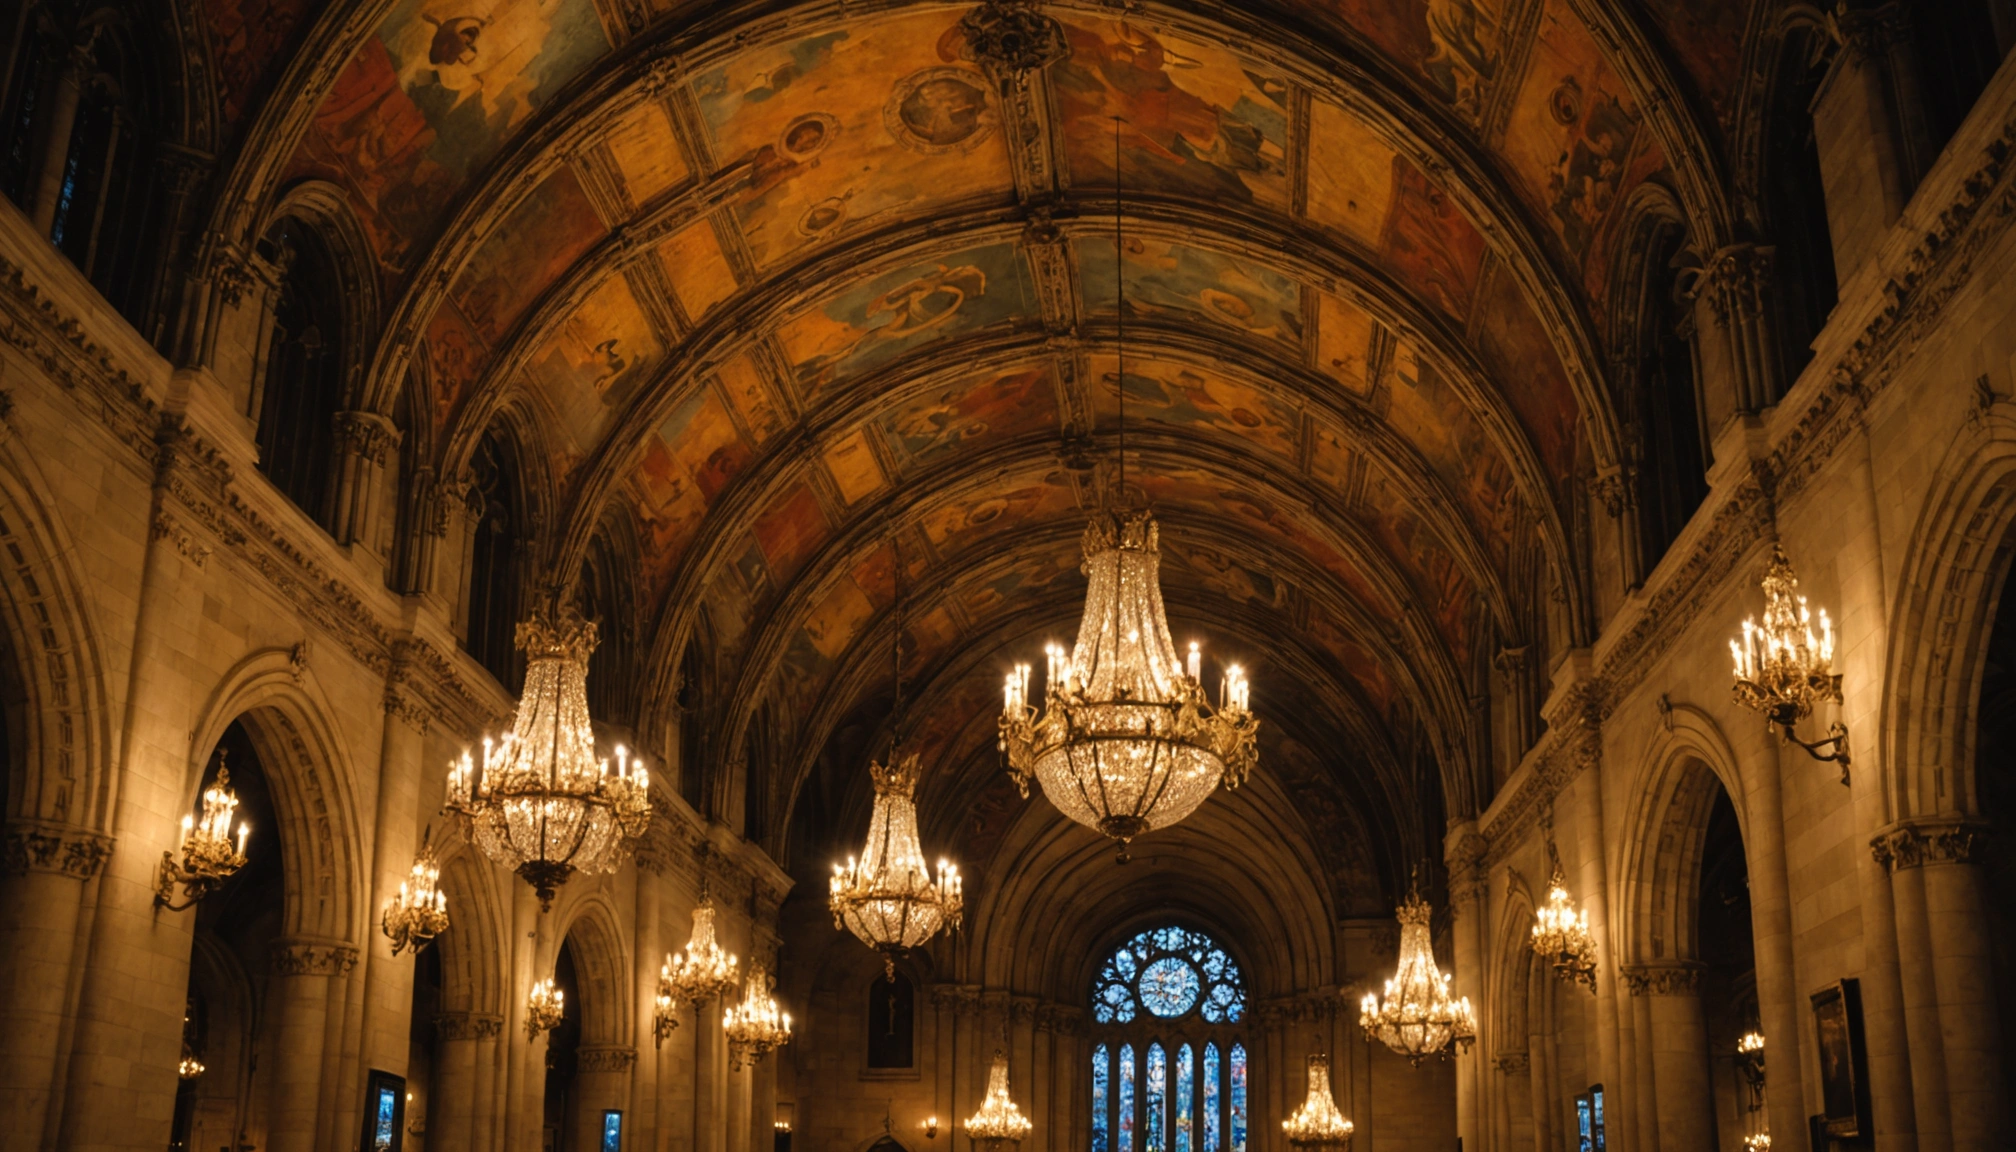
xmin=1094 ymin=1044 xmax=1111 ymax=1152
xmin=1229 ymin=1043 xmax=1247 ymax=1152
xmin=1174 ymin=1043 xmax=1195 ymax=1152
xmin=372 ymin=1087 xmax=396 ymax=1150
xmin=1577 ymin=1096 xmax=1593 ymax=1152
xmin=1203 ymin=1043 xmax=1221 ymax=1152
xmin=601 ymin=1110 xmax=623 ymax=1152
xmin=1591 ymin=1087 xmax=1606 ymax=1152
xmin=1146 ymin=1044 xmax=1167 ymax=1152
xmin=1097 ymin=979 xmax=1138 ymax=1024
xmin=1139 ymin=958 xmax=1200 ymax=1017
xmin=1119 ymin=1044 xmax=1137 ymax=1152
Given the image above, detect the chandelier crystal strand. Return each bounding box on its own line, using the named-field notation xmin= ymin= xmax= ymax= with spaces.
xmin=155 ymin=755 xmax=251 ymax=910
xmin=443 ymin=608 xmax=653 ymax=909
xmin=664 ymin=898 xmax=742 ymax=1003
xmin=1282 ymin=1053 xmax=1354 ymax=1148
xmin=831 ymin=752 xmax=964 ymax=977
xmin=723 ymin=965 xmax=792 ymax=1069
xmin=1360 ymin=889 xmax=1477 ymax=1064
xmin=381 ymin=827 xmax=451 ymax=956
xmin=1730 ymin=545 xmax=1850 ymax=777
xmin=963 ymin=1050 xmax=1034 ymax=1149
xmin=999 ymin=511 xmax=1259 ymax=858
xmin=1530 ymin=831 xmax=1596 ymax=992
xmin=525 ymin=977 xmax=564 ymax=1039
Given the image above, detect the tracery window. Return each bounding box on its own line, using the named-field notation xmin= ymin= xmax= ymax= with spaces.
xmin=1090 ymin=927 xmax=1248 ymax=1152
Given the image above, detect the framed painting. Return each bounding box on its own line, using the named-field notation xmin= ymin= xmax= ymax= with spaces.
xmin=1811 ymin=978 xmax=1869 ymax=1137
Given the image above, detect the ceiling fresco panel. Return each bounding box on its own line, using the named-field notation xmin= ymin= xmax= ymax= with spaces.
xmin=1092 ymin=355 xmax=1301 ymax=462
xmin=1378 ymin=155 xmax=1488 ymax=318
xmin=714 ymin=352 xmax=788 ymax=445
xmin=1470 ymin=260 xmax=1581 ymax=488
xmin=605 ymin=98 xmax=691 ymax=206
xmin=877 ymin=365 xmax=1059 ymax=468
xmin=957 ymin=542 xmax=1081 ymax=624
xmin=1304 ymin=98 xmax=1400 ymax=250
xmin=1644 ymin=0 xmax=1753 ymax=126
xmin=917 ymin=480 xmax=1079 ymax=557
xmin=1077 ymin=236 xmax=1304 ymax=349
xmin=1380 ymin=345 xmax=1521 ymax=565
xmin=630 ymin=385 xmax=757 ymax=598
xmin=657 ymin=216 xmax=741 ymax=323
xmin=690 ymin=11 xmax=1018 ymax=269
xmin=774 ymin=241 xmax=1036 ymax=392
xmin=205 ymin=0 xmax=316 ymax=130
xmin=519 ymin=270 xmax=664 ymax=456
xmin=1050 ymin=16 xmax=1291 ymax=210
xmin=1314 ymin=291 xmax=1379 ymax=396
xmin=1315 ymin=0 xmax=1514 ymax=127
xmin=821 ymin=429 xmax=887 ymax=506
xmin=423 ymin=297 xmax=485 ymax=433
xmin=448 ymin=165 xmax=607 ymax=344
xmin=1358 ymin=465 xmax=1477 ymax=666
xmin=751 ymin=483 xmax=833 ymax=582
xmin=1499 ymin=0 xmax=1645 ymax=262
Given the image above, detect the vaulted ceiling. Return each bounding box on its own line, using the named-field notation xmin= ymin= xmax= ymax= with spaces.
xmin=207 ymin=0 xmax=1756 ymax=906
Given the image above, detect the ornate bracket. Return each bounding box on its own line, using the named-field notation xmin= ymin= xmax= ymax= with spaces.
xmin=1764 ymin=704 xmax=1851 ymax=785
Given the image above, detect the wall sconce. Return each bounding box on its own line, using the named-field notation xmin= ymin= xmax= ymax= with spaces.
xmin=1730 ymin=546 xmax=1850 ymax=783
xmin=922 ymin=1116 xmax=939 ymax=1140
xmin=774 ymin=1102 xmax=795 ymax=1133
xmin=381 ymin=827 xmax=449 ymax=955
xmin=525 ymin=977 xmax=564 ymax=1039
xmin=155 ymin=756 xmax=249 ymax=911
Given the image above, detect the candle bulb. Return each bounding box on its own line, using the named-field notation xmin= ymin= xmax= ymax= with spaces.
xmin=1188 ymin=641 xmax=1201 ymax=682
xmin=237 ymin=822 xmax=249 ymax=857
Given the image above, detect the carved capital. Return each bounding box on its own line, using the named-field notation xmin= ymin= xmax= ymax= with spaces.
xmin=1621 ymin=963 xmax=1703 ymax=997
xmin=1493 ymin=645 xmax=1530 ymax=682
xmin=332 ymin=411 xmax=401 ymax=466
xmin=270 ymin=940 xmax=360 ymax=977
xmin=577 ymin=1046 xmax=638 ymax=1073
xmin=1702 ymin=245 xmax=1774 ymax=327
xmin=0 ymin=824 xmax=113 ymax=879
xmin=1828 ymin=4 xmax=1912 ymax=66
xmin=1492 ymin=1052 xmax=1531 ymax=1074
xmin=1870 ymin=819 xmax=1991 ymax=871
xmin=434 ymin=1012 xmax=505 ymax=1042
xmin=1588 ymin=466 xmax=1632 ymax=518
xmin=150 ymin=512 xmax=211 ymax=568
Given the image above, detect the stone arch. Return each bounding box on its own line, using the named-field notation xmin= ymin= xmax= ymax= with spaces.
xmin=258 ymin=180 xmax=383 ymax=411
xmin=0 ymin=422 xmax=115 ymax=838
xmin=1881 ymin=398 xmax=2016 ymax=818
xmin=430 ymin=834 xmax=510 ymax=1019
xmin=1616 ymin=704 xmax=1747 ymax=968
xmin=551 ymin=892 xmax=633 ymax=1050
xmin=184 ymin=647 xmax=366 ymax=945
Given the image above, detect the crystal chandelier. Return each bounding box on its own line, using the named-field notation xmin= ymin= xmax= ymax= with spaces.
xmin=178 ymin=1048 xmax=205 ymax=1081
xmin=155 ymin=754 xmax=250 ymax=910
xmin=723 ymin=965 xmax=792 ymax=1069
xmin=663 ymin=897 xmax=742 ymax=1004
xmin=525 ymin=977 xmax=564 ymax=1039
xmin=963 ymin=1050 xmax=1033 ymax=1149
xmin=1282 ymin=1054 xmax=1354 ymax=1148
xmin=443 ymin=608 xmax=654 ymax=908
xmin=381 ymin=828 xmax=450 ymax=956
xmin=1530 ymin=836 xmax=1595 ymax=992
xmin=999 ymin=135 xmax=1257 ymax=860
xmin=1360 ymin=889 xmax=1476 ymax=1064
xmin=1730 ymin=546 xmax=1849 ymax=780
xmin=832 ymin=538 xmax=964 ymax=972
xmin=830 ymin=751 xmax=963 ymax=976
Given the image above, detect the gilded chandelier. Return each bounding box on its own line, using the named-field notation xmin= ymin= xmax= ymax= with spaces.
xmin=155 ymin=757 xmax=250 ymax=911
xmin=1360 ymin=890 xmax=1476 ymax=1064
xmin=830 ymin=752 xmax=964 ymax=977
xmin=663 ymin=897 xmax=742 ymax=1003
xmin=443 ymin=609 xmax=653 ymax=909
xmin=381 ymin=828 xmax=449 ymax=956
xmin=1730 ymin=546 xmax=1849 ymax=779
xmin=963 ymin=1050 xmax=1033 ymax=1149
xmin=1282 ymin=1054 xmax=1354 ymax=1148
xmin=1531 ymin=835 xmax=1596 ymax=992
xmin=1000 ymin=510 xmax=1258 ymax=859
xmin=723 ymin=965 xmax=791 ymax=1068
xmin=525 ymin=977 xmax=564 ymax=1039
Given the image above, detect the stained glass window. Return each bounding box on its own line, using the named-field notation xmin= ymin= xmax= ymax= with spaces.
xmin=1093 ymin=927 xmax=1246 ymax=1025
xmin=1094 ymin=1044 xmax=1111 ymax=1152
xmin=1229 ymin=1043 xmax=1247 ymax=1152
xmin=1174 ymin=1043 xmax=1194 ymax=1152
xmin=1119 ymin=1043 xmax=1137 ymax=1152
xmin=1146 ymin=1044 xmax=1168 ymax=1152
xmin=1203 ymin=1044 xmax=1221 ymax=1152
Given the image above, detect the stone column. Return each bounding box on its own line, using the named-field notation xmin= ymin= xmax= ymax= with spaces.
xmin=431 ymin=1013 xmax=504 ymax=1149
xmin=266 ymin=940 xmax=359 ymax=1152
xmin=1623 ymin=983 xmax=1660 ymax=1152
xmin=1810 ymin=4 xmax=1918 ymax=283
xmin=328 ymin=411 xmax=402 ymax=560
xmin=1494 ymin=648 xmax=1537 ymax=775
xmin=1627 ymin=964 xmax=1715 ymax=1152
xmin=1566 ymin=735 xmax=1630 ymax=1150
xmin=725 ymin=1051 xmax=751 ymax=1152
xmin=1744 ymin=726 xmax=1811 ymax=1149
xmin=574 ymin=1046 xmax=637 ymax=1148
xmin=1700 ymin=245 xmax=1779 ymax=416
xmin=1875 ymin=820 xmax=2004 ymax=1152
xmin=1446 ymin=823 xmax=1487 ymax=1152
xmin=359 ymin=665 xmax=428 ymax=1077
xmin=695 ymin=993 xmax=726 ymax=1152
xmin=0 ymin=826 xmax=111 ymax=1143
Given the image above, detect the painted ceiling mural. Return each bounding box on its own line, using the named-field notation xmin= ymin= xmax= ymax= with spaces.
xmin=214 ymin=0 xmax=1768 ymax=888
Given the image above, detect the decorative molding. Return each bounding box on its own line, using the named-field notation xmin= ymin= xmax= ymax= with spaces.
xmin=0 ymin=824 xmax=114 ymax=878
xmin=1620 ymin=963 xmax=1703 ymax=997
xmin=270 ymin=940 xmax=360 ymax=977
xmin=150 ymin=511 xmax=212 ymax=568
xmin=1870 ymin=819 xmax=1991 ymax=871
xmin=1492 ymin=1051 xmax=1532 ymax=1074
xmin=576 ymin=1046 xmax=638 ymax=1073
xmin=434 ymin=1012 xmax=506 ymax=1042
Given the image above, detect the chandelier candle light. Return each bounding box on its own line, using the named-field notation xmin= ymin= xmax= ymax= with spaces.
xmin=831 ymin=752 xmax=964 ymax=978
xmin=381 ymin=828 xmax=450 ymax=956
xmin=1730 ymin=546 xmax=1849 ymax=781
xmin=525 ymin=977 xmax=564 ymax=1039
xmin=723 ymin=965 xmax=791 ymax=1069
xmin=1531 ymin=834 xmax=1596 ymax=992
xmin=963 ymin=1050 xmax=1034 ymax=1150
xmin=663 ymin=898 xmax=742 ymax=1004
xmin=1283 ymin=1054 xmax=1354 ymax=1148
xmin=1361 ymin=889 xmax=1477 ymax=1063
xmin=443 ymin=609 xmax=654 ymax=909
xmin=155 ymin=756 xmax=250 ymax=911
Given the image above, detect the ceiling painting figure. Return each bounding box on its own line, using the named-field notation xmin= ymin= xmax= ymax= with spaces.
xmin=1077 ymin=237 xmax=1304 ymax=349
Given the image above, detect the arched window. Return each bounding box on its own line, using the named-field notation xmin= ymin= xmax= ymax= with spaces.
xmin=867 ymin=971 xmax=915 ymax=1068
xmin=677 ymin=633 xmax=708 ymax=813
xmin=253 ymin=217 xmax=346 ymax=528
xmin=1909 ymin=1 xmax=2008 ymax=164
xmin=466 ymin=427 xmax=526 ymax=690
xmin=1090 ymin=926 xmax=1248 ymax=1152
xmin=1 ymin=8 xmax=172 ymax=332
xmin=577 ymin=530 xmax=637 ymax=726
xmin=1627 ymin=217 xmax=1707 ymax=569
xmin=1762 ymin=24 xmax=1838 ymax=392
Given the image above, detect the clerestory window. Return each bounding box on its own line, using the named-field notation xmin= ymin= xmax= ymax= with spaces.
xmin=1089 ymin=926 xmax=1249 ymax=1152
